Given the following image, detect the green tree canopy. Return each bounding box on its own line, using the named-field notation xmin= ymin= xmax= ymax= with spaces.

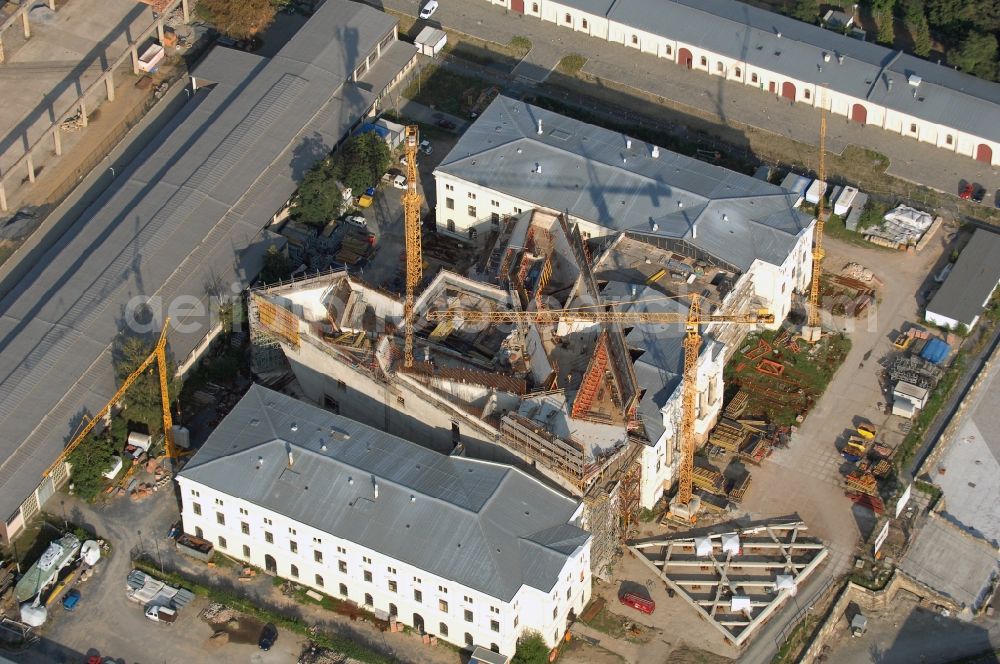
xmin=68 ymin=431 xmax=119 ymax=501
xmin=790 ymin=0 xmax=820 ymax=23
xmin=511 ymin=632 xmax=550 ymax=664
xmin=335 ymin=133 xmax=392 ymax=194
xmin=260 ymin=244 xmax=295 ymax=283
xmin=949 ymin=31 xmax=999 ymax=80
xmin=295 ymin=159 xmax=343 ymax=227
xmin=199 ymin=0 xmax=277 ymax=41
xmin=112 ymin=334 xmax=181 ymax=437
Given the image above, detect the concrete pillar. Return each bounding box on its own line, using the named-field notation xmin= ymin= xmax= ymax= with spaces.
xmin=105 ymin=72 xmax=115 ymax=101
xmin=53 ymin=128 xmax=62 ymax=156
xmin=79 ymin=99 xmax=88 ymax=127
xmin=181 ymin=0 xmax=190 ymax=23
xmin=26 ymin=153 xmax=35 ymax=183
xmin=21 ymin=9 xmax=30 ymax=39
xmin=131 ymin=44 xmax=139 ymax=75
xmin=0 ymin=182 xmax=7 ymax=213
xmin=156 ymin=20 xmax=165 ymax=44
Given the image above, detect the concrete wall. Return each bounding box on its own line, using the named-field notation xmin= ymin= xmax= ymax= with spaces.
xmin=177 ymin=475 xmax=590 ymax=655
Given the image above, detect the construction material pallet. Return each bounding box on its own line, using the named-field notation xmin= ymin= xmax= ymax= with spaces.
xmin=727 ymin=472 xmax=752 ymax=503
xmin=724 ymin=390 xmax=750 ymax=418
xmin=844 ymin=471 xmax=878 ymax=496
xmin=738 ymin=434 xmax=770 ymax=465
xmin=692 ymin=466 xmax=726 ymax=495
xmin=871 ymin=459 xmax=892 ymax=478
xmin=709 ymin=418 xmax=745 ymax=453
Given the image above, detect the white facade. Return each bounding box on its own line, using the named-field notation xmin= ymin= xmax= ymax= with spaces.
xmin=492 ymin=0 xmax=1000 ymax=166
xmin=177 ymin=475 xmax=591 ymax=656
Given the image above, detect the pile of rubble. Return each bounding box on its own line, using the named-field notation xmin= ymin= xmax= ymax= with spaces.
xmin=298 ymin=641 xmax=367 ymax=664
xmin=201 ymin=602 xmax=238 ymax=625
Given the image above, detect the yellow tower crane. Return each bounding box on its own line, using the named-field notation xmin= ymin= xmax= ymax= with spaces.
xmin=803 ymin=106 xmax=828 ymax=342
xmin=426 ymin=295 xmax=772 ymax=515
xmin=402 ymin=125 xmax=423 ymax=368
xmin=42 ymin=319 xmax=180 ymax=480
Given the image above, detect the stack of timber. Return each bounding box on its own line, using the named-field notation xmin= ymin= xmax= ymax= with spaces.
xmin=692 ymin=466 xmax=727 ymax=495
xmin=738 ymin=434 xmax=770 ymax=465
xmin=727 ymin=471 xmax=752 ymax=503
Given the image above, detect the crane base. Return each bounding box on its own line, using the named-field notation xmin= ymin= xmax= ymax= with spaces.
xmin=666 ymin=495 xmax=702 ymax=525
xmin=800 ymin=326 xmax=822 ymax=343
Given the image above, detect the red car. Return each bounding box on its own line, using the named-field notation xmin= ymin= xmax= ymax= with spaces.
xmin=959 ymin=183 xmax=974 ymax=199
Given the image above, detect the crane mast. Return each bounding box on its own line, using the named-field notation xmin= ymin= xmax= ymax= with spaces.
xmin=402 ymin=126 xmax=423 ymax=368
xmin=43 ymin=319 xmax=177 ymax=479
xmin=804 ymin=106 xmax=827 ymax=341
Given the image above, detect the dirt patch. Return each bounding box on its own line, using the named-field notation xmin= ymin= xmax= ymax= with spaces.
xmin=666 ymin=645 xmax=734 ymax=664
xmin=201 ymin=602 xmax=264 ymax=645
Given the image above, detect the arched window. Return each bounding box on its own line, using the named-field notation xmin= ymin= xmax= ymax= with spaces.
xmin=446 ymin=220 xmax=455 ymax=232
xmin=390 ymin=603 xmax=398 ymax=617
xmin=315 ymin=574 xmax=324 ymax=587
xmin=581 ymin=18 xmax=588 ymax=29
xmin=365 ymin=593 xmax=374 ymax=607
xmin=564 ymin=13 xmax=571 ymax=24
xmin=290 ymin=564 xmax=299 ymax=578
xmin=439 ymin=622 xmax=449 ymax=636
xmin=465 ymin=633 xmax=474 ymax=646
xmin=700 ymin=56 xmax=707 ymax=66
xmin=490 ymin=643 xmax=500 ymax=652
xmin=194 ymin=526 xmax=203 ymax=539
xmin=735 ymin=66 xmax=742 ymax=77
xmin=631 ymin=35 xmax=638 ymax=45
xmin=339 ymin=583 xmax=348 ymax=596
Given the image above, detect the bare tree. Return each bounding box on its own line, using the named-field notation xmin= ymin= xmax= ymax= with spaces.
xmin=199 ymin=0 xmax=277 ymax=41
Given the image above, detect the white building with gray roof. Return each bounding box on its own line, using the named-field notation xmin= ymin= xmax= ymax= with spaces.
xmin=434 ymin=96 xmax=815 ymax=326
xmin=489 ymin=0 xmax=1000 ymax=165
xmin=177 ymin=385 xmax=592 ymax=656
xmin=0 ymin=0 xmax=415 ymax=544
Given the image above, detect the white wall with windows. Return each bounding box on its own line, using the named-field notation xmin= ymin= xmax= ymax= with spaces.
xmin=177 ymin=477 xmax=591 ymax=656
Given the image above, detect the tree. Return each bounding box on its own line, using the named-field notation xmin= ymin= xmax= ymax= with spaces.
xmin=294 ymin=159 xmax=343 ymax=227
xmin=335 ymin=133 xmax=391 ymax=194
xmin=199 ymin=0 xmax=277 ymax=41
xmin=112 ymin=334 xmax=182 ymax=437
xmin=67 ymin=431 xmax=118 ymax=501
xmin=790 ymin=0 xmax=820 ymax=23
xmin=260 ymin=244 xmax=295 ymax=283
xmin=949 ymin=31 xmax=999 ymax=80
xmin=511 ymin=632 xmax=550 ymax=664
xmin=870 ymin=0 xmax=897 ymax=45
xmin=909 ymin=15 xmax=933 ymax=56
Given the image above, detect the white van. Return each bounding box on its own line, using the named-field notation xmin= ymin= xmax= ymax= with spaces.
xmin=419 ymin=0 xmax=438 ymax=19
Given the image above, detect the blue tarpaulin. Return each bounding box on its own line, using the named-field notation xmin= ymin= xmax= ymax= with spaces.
xmin=355 ymin=123 xmax=389 ymax=139
xmin=921 ymin=338 xmax=951 ymax=364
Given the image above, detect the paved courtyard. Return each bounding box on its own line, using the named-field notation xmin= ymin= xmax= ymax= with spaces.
xmin=383 ymin=0 xmax=999 ymax=198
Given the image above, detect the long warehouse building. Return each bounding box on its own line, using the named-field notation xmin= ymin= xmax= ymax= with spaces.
xmin=0 ymin=0 xmax=416 ymax=544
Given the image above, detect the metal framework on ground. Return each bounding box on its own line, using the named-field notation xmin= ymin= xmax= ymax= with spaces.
xmin=629 ymin=521 xmax=828 ymax=646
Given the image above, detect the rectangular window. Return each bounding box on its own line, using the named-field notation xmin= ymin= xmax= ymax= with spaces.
xmin=513 ymin=207 xmax=522 ymax=214
xmin=264 ymin=517 xmax=272 ymax=526
xmin=467 ymin=206 xmax=476 ymax=217
xmin=666 ymin=45 xmax=672 ymax=55
xmin=439 ymin=599 xmax=449 ymax=613
xmin=490 ymin=606 xmax=499 ymax=614
xmin=464 ymin=595 xmax=473 ymax=604
xmin=190 ymin=489 xmax=200 ymax=497
xmin=216 ymin=512 xmax=225 ymax=525
xmin=491 ymin=213 xmax=500 ymax=226
xmin=491 ymin=200 xmax=499 ymax=208
xmin=566 ymin=587 xmax=571 ymax=600
xmin=514 ymin=615 xmax=519 ymax=628
xmin=446 ymin=197 xmax=454 ymax=210
xmin=314 ymin=550 xmax=323 ymax=563
xmin=313 ymin=537 xmax=322 ymax=544
xmin=414 ymin=589 xmax=423 ymax=602
xmin=389 ymin=580 xmax=397 ymax=593
xmin=467 ymin=192 xmax=477 ymax=200
xmin=631 ymin=35 xmax=638 ymax=45
xmin=239 ymin=507 xmax=248 ymax=515
xmin=581 ymin=18 xmax=588 ymax=29
xmin=387 ymin=566 xmax=396 ymax=574
xmin=438 ymin=586 xmax=448 ymax=593
xmin=700 ymin=56 xmax=707 ymax=66
xmin=337 ymin=546 xmax=347 ymax=554
xmin=464 ymin=609 xmax=473 ymax=622
xmin=445 ymin=183 xmax=454 ymax=191
xmin=363 ymin=556 xmax=372 ymax=564
xmin=192 ymin=502 xmax=201 ymax=516
xmin=910 ymin=123 xmax=917 ymax=133
xmin=397 ymin=396 xmax=405 ymax=406
xmin=804 ymin=89 xmax=811 ymax=99
xmin=288 ymin=528 xmax=296 ymax=535
xmin=241 ymin=521 xmax=249 ymax=535
xmin=564 ymin=13 xmax=571 ymax=24
xmin=751 ymin=73 xmax=758 ymax=83
xmin=218 ymin=536 xmax=227 ymax=549
xmin=946 ymin=134 xmax=954 ymax=145
xmin=339 ymin=560 xmax=347 ymax=573
xmin=491 ymin=619 xmax=500 ymax=632
xmin=532 ymin=2 xmax=538 ymax=11
xmin=315 ymin=574 xmax=324 ymax=587
xmin=215 ymin=498 xmax=224 ymax=505
xmin=717 ymin=62 xmax=724 ymax=72
xmin=265 ymin=531 xmax=273 ymax=544
xmin=290 ymin=540 xmax=298 ymax=554
xmin=364 ymin=571 xmax=373 ymax=582
xmin=414 ymin=577 xmax=422 ymax=583
xmin=242 ymin=544 xmax=250 ymax=558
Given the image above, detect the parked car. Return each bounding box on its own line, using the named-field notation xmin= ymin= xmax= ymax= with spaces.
xmin=259 ymin=623 xmax=278 ymax=651
xmin=418 ymin=0 xmax=438 ymax=19
xmin=392 ymin=174 xmax=408 ymax=189
xmin=419 ymin=140 xmax=433 ymax=155
xmin=436 ymin=118 xmax=457 ymax=130
xmin=357 ymin=186 xmax=376 ymax=208
xmin=959 ymin=183 xmax=974 ymax=199
xmin=345 ymin=215 xmax=368 ymax=228
xmin=62 ymin=589 xmax=81 ymax=611
xmin=144 ymin=605 xmax=177 ymax=624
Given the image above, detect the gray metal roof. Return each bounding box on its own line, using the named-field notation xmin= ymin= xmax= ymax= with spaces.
xmin=436 ymin=96 xmax=812 ymax=271
xmin=0 ymin=0 xmax=409 ymax=521
xmin=560 ymin=0 xmax=1000 ymax=142
xmin=927 ymin=229 xmax=1000 ymax=326
xmin=180 ymin=385 xmax=589 ymax=601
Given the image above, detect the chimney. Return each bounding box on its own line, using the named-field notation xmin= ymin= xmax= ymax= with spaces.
xmin=535 ymin=162 xmax=542 ymax=174
xmin=651 ymin=222 xmax=659 ymax=231
xmin=776 ymin=31 xmax=782 ymax=39
xmin=622 ymin=156 xmax=628 ymax=165
xmin=823 ymin=52 xmax=830 ymax=63
xmin=722 ymin=213 xmax=729 ymax=222
xmin=651 ymin=146 xmax=660 ymax=158
xmin=288 ymin=451 xmax=294 ymax=467
xmin=692 ymin=220 xmax=698 ymax=239
xmin=837 ymin=54 xmax=844 ymax=64
xmin=320 ymin=440 xmax=328 ymax=452
xmin=373 ymin=477 xmax=379 ymax=500
xmin=887 ymin=78 xmax=893 ymax=91
xmin=537 ymin=119 xmax=543 ymax=134
xmin=626 ymin=138 xmax=632 ymax=149
xmin=257 ymin=456 xmax=264 ymax=468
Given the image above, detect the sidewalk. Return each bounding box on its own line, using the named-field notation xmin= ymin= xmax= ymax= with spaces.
xmin=384 ymin=0 xmax=999 ymax=198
